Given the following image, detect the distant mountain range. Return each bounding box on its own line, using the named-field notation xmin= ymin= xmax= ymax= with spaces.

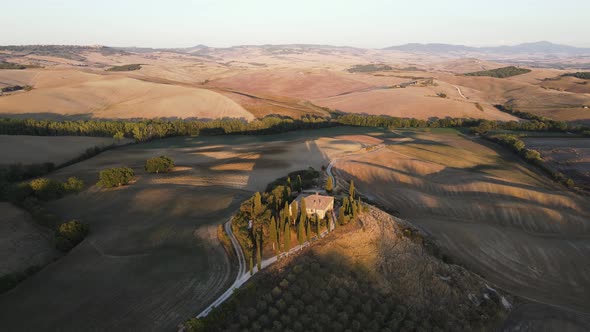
xmin=383 ymin=41 xmax=590 ymax=56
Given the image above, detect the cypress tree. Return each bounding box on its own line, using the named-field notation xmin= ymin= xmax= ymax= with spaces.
xmin=338 ymin=206 xmax=345 ymax=225
xmin=284 ymin=201 xmax=291 ymax=225
xmin=327 ymin=212 xmax=333 ymax=232
xmin=306 ymin=220 xmax=311 ymax=242
xmin=315 ymin=215 xmax=321 ymax=237
xmin=296 ymin=175 xmax=303 ymax=192
xmin=291 ymin=200 xmax=298 ymax=222
xmin=326 ymin=177 xmax=333 ymax=193
xmin=300 ymin=197 xmax=307 ymax=225
xmin=249 ymin=255 xmax=254 ymax=276
xmin=287 ymin=176 xmax=292 ymax=190
xmin=256 ymin=232 xmax=262 ymax=271
xmin=349 ymin=180 xmax=356 ymax=199
xmin=253 ymin=192 xmax=263 ymax=216
xmin=297 ymin=217 xmax=305 ymax=245
xmin=343 ymin=197 xmax=350 ymax=215
xmin=284 ymin=221 xmax=291 ymax=252
xmin=270 ymin=217 xmax=278 ymax=253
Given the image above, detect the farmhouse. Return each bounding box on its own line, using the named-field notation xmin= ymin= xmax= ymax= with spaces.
xmin=296 ymin=193 xmax=334 ymax=219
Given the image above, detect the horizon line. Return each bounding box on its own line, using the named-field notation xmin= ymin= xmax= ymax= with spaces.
xmin=1 ymin=40 xmax=589 ymax=50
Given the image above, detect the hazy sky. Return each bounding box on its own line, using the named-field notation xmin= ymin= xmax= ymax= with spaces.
xmin=2 ymin=0 xmax=589 ymax=48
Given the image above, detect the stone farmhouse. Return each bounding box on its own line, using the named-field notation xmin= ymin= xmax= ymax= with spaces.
xmin=295 ymin=193 xmax=334 ymax=219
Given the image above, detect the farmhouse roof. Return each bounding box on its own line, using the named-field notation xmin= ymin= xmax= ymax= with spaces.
xmin=303 ymin=193 xmax=334 ymax=211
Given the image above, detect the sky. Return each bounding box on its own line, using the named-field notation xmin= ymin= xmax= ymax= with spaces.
xmin=1 ymin=0 xmax=589 ymax=48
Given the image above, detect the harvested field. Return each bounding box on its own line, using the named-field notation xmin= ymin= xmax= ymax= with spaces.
xmin=333 ymin=129 xmax=590 ymax=316
xmin=0 ymin=70 xmax=254 ymax=120
xmin=0 ymin=127 xmax=377 ymax=331
xmin=0 ymin=203 xmax=57 ymax=277
xmin=0 ymin=135 xmax=128 ymax=165
xmin=313 ymin=85 xmax=518 ymax=121
xmin=523 ymin=137 xmax=590 ymax=191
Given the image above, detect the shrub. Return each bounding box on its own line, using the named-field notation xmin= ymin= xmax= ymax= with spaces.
xmin=145 ymin=156 xmax=175 ymax=173
xmin=29 ymin=178 xmax=64 ymax=200
xmin=55 ymin=220 xmax=89 ymax=252
xmin=437 ymin=92 xmax=447 ymax=98
xmin=63 ymin=176 xmax=84 ymax=193
xmin=185 ymin=318 xmax=206 ymax=332
xmin=98 ymin=167 xmax=134 ymax=188
xmin=523 ymin=149 xmax=542 ymax=162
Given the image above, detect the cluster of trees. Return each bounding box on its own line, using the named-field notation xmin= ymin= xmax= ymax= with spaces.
xmin=0 ymin=145 xmax=116 ymax=198
xmin=1 ymin=85 xmax=32 ymax=93
xmin=0 ymin=115 xmax=333 ymax=142
xmin=233 ymin=169 xmax=321 ymax=269
xmin=186 ymin=251 xmax=494 ymax=332
xmin=106 ymin=64 xmax=142 ymax=72
xmin=8 ymin=110 xmax=584 ymax=144
xmin=563 ymin=72 xmax=590 ymax=80
xmin=28 ymin=177 xmax=84 ymax=200
xmin=485 ymin=134 xmax=575 ymax=188
xmin=464 ymin=66 xmax=531 ymax=78
xmin=470 ymin=106 xmax=589 ymax=135
xmin=0 ymin=175 xmax=89 ymax=255
xmin=98 ymin=167 xmax=134 ymax=188
xmin=337 ymin=181 xmax=364 ymax=226
xmin=336 ymin=114 xmax=482 ymax=129
xmin=145 ymin=156 xmax=174 ymax=173
xmin=0 ymin=61 xmax=29 ymax=70
xmin=347 ymin=64 xmax=393 ymax=73
xmin=2 ymin=176 xmax=84 ymax=203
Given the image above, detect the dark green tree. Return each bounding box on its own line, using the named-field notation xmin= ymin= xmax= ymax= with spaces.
xmin=98 ymin=167 xmax=134 ymax=188
xmin=145 ymin=156 xmax=174 ymax=173
xmin=349 ymin=180 xmax=356 ymax=199
xmin=250 ymin=256 xmax=254 ymax=276
xmin=315 ymin=215 xmax=321 ymax=238
xmin=256 ymin=231 xmax=262 ymax=271
xmin=55 ymin=220 xmax=89 ymax=252
xmin=270 ymin=217 xmax=278 ymax=253
xmin=297 ymin=217 xmax=305 ymax=245
xmin=284 ymin=221 xmax=291 ymax=252
xmin=63 ymin=176 xmax=84 ymax=193
xmin=338 ymin=206 xmax=346 ymax=225
xmin=253 ymin=192 xmax=264 ymax=216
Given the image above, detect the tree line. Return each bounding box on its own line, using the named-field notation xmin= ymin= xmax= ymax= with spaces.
xmin=483 ymin=134 xmax=576 ymax=189
xmin=5 ymin=110 xmax=587 ymax=143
